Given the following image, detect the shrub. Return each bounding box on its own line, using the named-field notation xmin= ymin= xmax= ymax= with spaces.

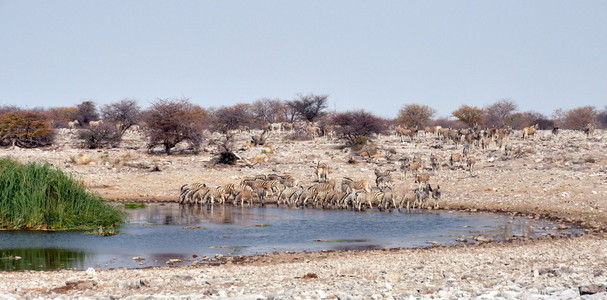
xmin=100 ymin=99 xmax=142 ymax=134
xmin=330 ymin=110 xmax=388 ymax=146
xmin=0 ymin=110 xmax=54 ymax=148
xmin=396 ymin=104 xmax=435 ymax=129
xmin=351 ymin=136 xmax=369 ymax=151
xmin=564 ymin=106 xmax=597 ymax=130
xmin=452 ymin=105 xmax=485 ymax=127
xmin=0 ymin=158 xmax=124 ymax=230
xmin=143 ymin=98 xmax=207 ymax=155
xmin=78 ymin=122 xmax=122 ymax=149
xmin=217 ymin=151 xmax=239 ymax=165
xmin=74 ymin=100 xmax=99 ymax=125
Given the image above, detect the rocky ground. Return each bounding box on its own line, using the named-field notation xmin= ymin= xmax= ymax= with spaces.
xmin=1 ymin=128 xmax=606 ymax=299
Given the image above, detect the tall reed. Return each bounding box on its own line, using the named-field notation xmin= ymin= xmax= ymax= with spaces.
xmin=0 ymin=158 xmax=124 ymax=230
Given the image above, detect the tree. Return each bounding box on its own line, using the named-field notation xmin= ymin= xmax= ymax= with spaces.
xmin=564 ymin=106 xmax=597 ymax=130
xmin=597 ymin=106 xmax=607 ymax=129
xmin=75 ymin=100 xmax=100 ymax=125
xmin=506 ymin=111 xmax=543 ymax=130
xmin=251 ymin=98 xmax=285 ymax=124
xmin=143 ymin=98 xmax=207 ymax=155
xmin=0 ymin=110 xmax=54 ymax=148
xmin=100 ymin=98 xmax=142 ymax=134
xmin=330 ymin=110 xmax=388 ymax=146
xmin=485 ymin=99 xmax=518 ymax=128
xmin=211 ymin=103 xmax=255 ymax=134
xmin=78 ymin=122 xmax=122 ymax=149
xmin=47 ymin=107 xmax=78 ymax=128
xmin=452 ymin=105 xmax=485 ymax=127
xmin=396 ymin=104 xmax=436 ymax=128
xmin=286 ymin=93 xmax=329 ymax=122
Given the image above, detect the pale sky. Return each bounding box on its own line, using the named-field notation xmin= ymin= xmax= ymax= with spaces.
xmin=1 ymin=1 xmax=606 ymax=119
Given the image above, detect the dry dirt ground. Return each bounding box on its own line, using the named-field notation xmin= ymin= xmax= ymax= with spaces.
xmin=1 ymin=128 xmax=606 ymax=299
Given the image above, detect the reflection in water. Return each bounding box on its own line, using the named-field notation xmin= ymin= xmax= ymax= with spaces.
xmin=0 ymin=248 xmax=86 ymax=271
xmin=0 ymin=204 xmax=581 ymax=271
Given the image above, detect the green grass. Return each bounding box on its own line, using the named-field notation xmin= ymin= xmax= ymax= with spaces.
xmin=0 ymin=157 xmax=125 ymax=230
xmin=123 ymin=202 xmax=147 ymax=209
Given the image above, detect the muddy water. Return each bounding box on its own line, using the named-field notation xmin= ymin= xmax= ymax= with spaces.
xmin=0 ymin=203 xmax=579 ymax=270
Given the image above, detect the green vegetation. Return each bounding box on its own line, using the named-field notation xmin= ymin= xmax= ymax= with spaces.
xmin=123 ymin=202 xmax=147 ymax=209
xmin=0 ymin=158 xmax=124 ymax=230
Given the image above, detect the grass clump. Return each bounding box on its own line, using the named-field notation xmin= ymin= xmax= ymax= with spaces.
xmin=0 ymin=158 xmax=125 ymax=230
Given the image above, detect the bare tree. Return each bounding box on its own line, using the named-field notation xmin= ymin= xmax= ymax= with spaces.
xmin=485 ymin=98 xmax=518 ymax=128
xmin=143 ymin=98 xmax=207 ymax=155
xmin=251 ymin=98 xmax=285 ymax=124
xmin=396 ymin=104 xmax=436 ymax=128
xmin=101 ymin=98 xmax=142 ymax=134
xmin=286 ymin=93 xmax=329 ymax=122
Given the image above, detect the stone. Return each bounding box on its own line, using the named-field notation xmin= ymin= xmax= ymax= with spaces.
xmin=579 ymin=284 xmax=607 ymax=295
xmin=165 ymin=259 xmax=182 ymax=264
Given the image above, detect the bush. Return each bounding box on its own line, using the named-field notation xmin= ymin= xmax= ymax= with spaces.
xmin=0 ymin=110 xmax=54 ymax=148
xmin=396 ymin=104 xmax=435 ymax=128
xmin=330 ymin=110 xmax=388 ymax=145
xmin=100 ymin=99 xmax=142 ymax=134
xmin=350 ymin=136 xmax=369 ymax=151
xmin=0 ymin=158 xmax=124 ymax=230
xmin=143 ymin=98 xmax=207 ymax=155
xmin=78 ymin=122 xmax=122 ymax=149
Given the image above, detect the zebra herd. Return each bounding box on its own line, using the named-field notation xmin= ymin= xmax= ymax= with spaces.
xmin=179 ymin=169 xmax=441 ymax=212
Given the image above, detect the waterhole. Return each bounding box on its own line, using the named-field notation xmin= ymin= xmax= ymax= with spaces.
xmin=0 ymin=203 xmax=580 ymax=271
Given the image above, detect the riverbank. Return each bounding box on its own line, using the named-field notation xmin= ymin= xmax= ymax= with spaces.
xmin=1 ymin=128 xmax=606 ymax=298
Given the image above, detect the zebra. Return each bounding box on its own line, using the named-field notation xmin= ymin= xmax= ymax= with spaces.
xmin=414 ymin=184 xmax=433 ymax=209
xmin=179 ymin=182 xmax=206 ymax=204
xmin=584 ymin=123 xmax=595 ymax=138
xmin=374 ymin=169 xmax=393 ymax=189
xmin=276 ymin=186 xmax=301 ymax=207
xmin=341 ymin=177 xmax=371 ymax=193
xmin=430 ymin=185 xmax=441 ymax=209
xmin=430 ymin=154 xmax=443 ymax=173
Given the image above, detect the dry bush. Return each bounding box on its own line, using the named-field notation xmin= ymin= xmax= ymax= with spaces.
xmin=485 ymin=99 xmax=518 ymax=128
xmin=210 ymin=103 xmax=255 ymax=133
xmin=396 ymin=104 xmax=435 ymax=128
xmin=564 ymin=106 xmax=597 ymax=130
xmin=452 ymin=105 xmax=485 ymax=127
xmin=47 ymin=107 xmax=78 ymax=128
xmin=70 ymin=154 xmax=93 ymax=165
xmin=143 ymin=98 xmax=207 ymax=155
xmin=74 ymin=101 xmax=99 ymax=126
xmin=101 ymin=98 xmax=142 ymax=134
xmin=584 ymin=156 xmax=597 ymax=164
xmin=0 ymin=110 xmax=54 ymax=148
xmin=330 ymin=110 xmax=388 ymax=146
xmin=78 ymin=122 xmax=122 ymax=149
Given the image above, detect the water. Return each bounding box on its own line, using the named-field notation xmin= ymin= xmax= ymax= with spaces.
xmin=0 ymin=203 xmax=579 ymax=271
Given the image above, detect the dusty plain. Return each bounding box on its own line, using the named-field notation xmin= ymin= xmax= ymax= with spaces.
xmin=1 ymin=128 xmax=606 ymax=299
